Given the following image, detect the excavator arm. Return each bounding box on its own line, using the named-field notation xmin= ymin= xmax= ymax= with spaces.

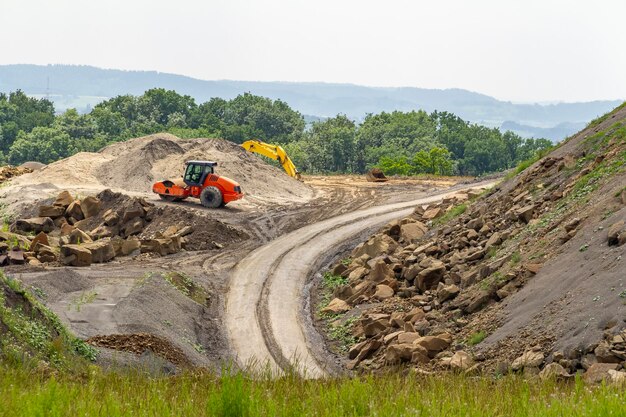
xmin=241 ymin=140 xmax=302 ymax=180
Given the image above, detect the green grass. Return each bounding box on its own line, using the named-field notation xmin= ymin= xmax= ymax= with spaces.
xmin=433 ymin=203 xmax=467 ymax=226
xmin=467 ymin=330 xmax=487 ymax=346
xmin=327 ymin=316 xmax=359 ymax=353
xmin=504 ymin=146 xmax=554 ymax=180
xmin=1 ymin=366 xmax=625 ymax=417
xmin=0 ymin=273 xmax=98 ymax=369
xmin=322 ymin=272 xmax=348 ymax=290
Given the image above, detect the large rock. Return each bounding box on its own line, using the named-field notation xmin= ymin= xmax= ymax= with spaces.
xmin=385 ymin=343 xmax=429 ymax=363
xmin=81 ymin=196 xmax=102 ymax=218
xmin=416 ymin=260 xmax=446 ymax=291
xmin=511 ymin=349 xmax=544 ymax=371
xmin=414 ymin=333 xmax=452 ymax=357
xmin=485 ymin=232 xmax=502 ymax=249
xmin=83 ymin=239 xmax=116 ymax=263
xmin=65 ymin=200 xmax=84 ymax=221
xmin=348 ymin=339 xmax=381 ymax=363
xmin=140 ymin=236 xmax=181 ymax=256
xmin=60 ymin=244 xmax=92 ymax=266
xmin=368 ymin=261 xmax=394 ymax=282
xmin=122 ymin=219 xmax=145 ymax=237
xmin=54 ymin=190 xmax=74 ymax=208
xmin=400 ymin=222 xmax=427 ymax=242
xmin=121 ymin=201 xmax=146 ymax=223
xmin=374 ymin=284 xmax=394 ymax=300
xmin=103 ymin=209 xmax=120 ymax=227
xmin=38 ymin=205 xmax=66 ymax=218
xmin=438 ymin=284 xmax=460 ymax=302
xmin=539 ymin=363 xmax=571 ymax=381
xmin=29 ymin=232 xmax=49 ymax=251
xmin=515 ymin=205 xmax=535 ymax=224
xmin=12 ymin=217 xmax=54 ymax=234
xmin=34 ymin=244 xmax=58 ymax=263
xmin=321 ymin=298 xmax=351 ymax=314
xmin=0 ymin=231 xmax=32 ymax=249
xmin=448 ymin=350 xmax=474 ymax=370
xmin=422 ymin=207 xmax=442 ymax=220
xmin=583 ymin=363 xmax=621 ymax=384
xmin=607 ymin=220 xmax=625 ymax=246
xmin=352 ymin=234 xmax=397 ymax=259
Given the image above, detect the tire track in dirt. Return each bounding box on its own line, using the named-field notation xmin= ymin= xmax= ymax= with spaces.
xmin=225 ymin=181 xmax=496 ymax=377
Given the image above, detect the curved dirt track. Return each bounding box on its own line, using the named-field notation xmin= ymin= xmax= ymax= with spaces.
xmin=225 ymin=182 xmax=495 ymax=377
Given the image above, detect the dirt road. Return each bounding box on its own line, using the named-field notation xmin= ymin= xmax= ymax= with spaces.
xmin=225 ymin=181 xmax=495 ymax=377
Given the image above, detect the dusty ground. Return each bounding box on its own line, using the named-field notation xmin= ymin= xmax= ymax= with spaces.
xmin=0 ymin=135 xmax=468 ymax=370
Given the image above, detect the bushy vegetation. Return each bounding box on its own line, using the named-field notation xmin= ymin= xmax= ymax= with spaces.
xmin=0 ymin=89 xmax=552 ymax=176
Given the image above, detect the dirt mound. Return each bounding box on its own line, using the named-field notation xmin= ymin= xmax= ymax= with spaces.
xmin=8 ymin=133 xmax=313 ymax=207
xmin=86 ymin=333 xmax=191 ymax=367
xmin=319 ymin=102 xmax=626 ymax=379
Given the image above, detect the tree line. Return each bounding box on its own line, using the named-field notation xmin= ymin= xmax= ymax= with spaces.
xmin=0 ymin=89 xmax=552 ymax=175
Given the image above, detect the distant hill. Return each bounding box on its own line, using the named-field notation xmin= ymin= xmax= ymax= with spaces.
xmin=0 ymin=64 xmax=622 ymax=142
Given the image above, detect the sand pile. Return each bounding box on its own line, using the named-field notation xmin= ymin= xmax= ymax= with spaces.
xmin=8 ymin=133 xmax=314 ymax=207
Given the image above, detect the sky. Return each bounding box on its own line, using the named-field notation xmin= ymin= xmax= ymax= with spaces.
xmin=2 ymin=0 xmax=625 ymax=103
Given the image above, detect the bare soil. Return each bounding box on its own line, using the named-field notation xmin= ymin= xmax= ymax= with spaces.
xmin=0 ymin=133 xmax=466 ymax=371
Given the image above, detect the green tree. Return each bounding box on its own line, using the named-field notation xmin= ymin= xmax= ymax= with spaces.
xmin=8 ymin=127 xmax=75 ymax=164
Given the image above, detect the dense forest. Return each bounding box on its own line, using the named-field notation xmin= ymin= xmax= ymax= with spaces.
xmin=0 ymin=89 xmax=552 ymax=176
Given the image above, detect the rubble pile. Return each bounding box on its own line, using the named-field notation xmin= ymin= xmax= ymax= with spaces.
xmin=0 ymin=189 xmax=242 ymax=267
xmin=322 ymin=140 xmax=626 ymax=382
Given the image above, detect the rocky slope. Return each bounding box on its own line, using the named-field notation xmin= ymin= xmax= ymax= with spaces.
xmin=319 ymin=103 xmax=626 ymax=383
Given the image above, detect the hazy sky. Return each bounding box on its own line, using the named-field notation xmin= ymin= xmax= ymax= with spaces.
xmin=2 ymin=0 xmax=625 ymax=102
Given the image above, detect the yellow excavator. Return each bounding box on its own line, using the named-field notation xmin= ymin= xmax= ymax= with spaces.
xmin=241 ymin=140 xmax=302 ymax=180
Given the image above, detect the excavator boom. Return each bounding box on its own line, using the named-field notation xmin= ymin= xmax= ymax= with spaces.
xmin=241 ymin=140 xmax=302 ymax=180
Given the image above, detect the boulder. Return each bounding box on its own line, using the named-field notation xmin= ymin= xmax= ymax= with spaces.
xmin=34 ymin=244 xmax=58 ymax=263
xmin=485 ymin=232 xmax=502 ymax=249
xmin=368 ymin=261 xmax=394 ymax=282
xmin=38 ymin=205 xmax=66 ymax=218
xmin=363 ymin=318 xmax=389 ymax=337
xmin=416 ymin=260 xmax=446 ymax=291
xmin=0 ymin=231 xmax=32 ymax=249
xmin=351 ymin=234 xmax=398 ymax=259
xmin=414 ymin=334 xmax=451 ymax=357
xmin=81 ymin=196 xmax=101 ymax=218
xmin=583 ymin=363 xmax=621 ymax=384
xmin=66 ymin=229 xmax=92 ymax=245
xmin=397 ymin=332 xmax=421 ymax=344
xmin=60 ymin=244 xmax=92 ymax=267
xmin=65 ymin=201 xmax=84 ymax=221
xmin=438 ymin=284 xmax=460 ymax=302
xmin=348 ymin=339 xmax=381 ymax=362
xmin=122 ymin=219 xmax=145 ymax=237
xmin=400 ymin=222 xmax=427 ymax=242
xmin=449 ymin=350 xmax=474 ymax=370
xmin=511 ymin=349 xmax=544 ymax=371
xmin=29 ymin=232 xmax=49 ymax=251
xmin=594 ymin=342 xmax=622 ymax=363
xmin=385 ymin=343 xmax=429 ymax=363
xmin=607 ymin=220 xmax=625 ymax=246
xmin=422 ymin=207 xmax=442 ymax=220
xmin=608 ymin=370 xmax=626 ymax=385
xmin=121 ymin=202 xmax=146 ymax=223
xmin=53 ymin=190 xmax=74 ymax=208
xmin=374 ymin=284 xmax=394 ymax=300
xmin=539 ymin=363 xmax=571 ymax=381
xmin=90 ymin=225 xmax=115 ymax=240
xmin=348 ymin=266 xmax=369 ymax=283
xmin=140 ymin=237 xmax=181 ymax=256
xmin=103 ymin=209 xmax=120 ymax=227
xmin=515 ymin=205 xmax=535 ymax=224
xmin=321 ymin=298 xmax=351 ymax=314
xmin=12 ymin=217 xmax=54 ymax=234
xmin=83 ymin=239 xmax=116 ymax=263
